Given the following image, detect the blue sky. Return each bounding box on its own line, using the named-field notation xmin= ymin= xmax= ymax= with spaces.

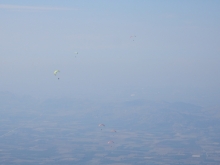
xmin=0 ymin=1 xmax=220 ymax=106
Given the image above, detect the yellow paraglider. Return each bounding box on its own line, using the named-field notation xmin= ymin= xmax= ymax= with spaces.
xmin=54 ymin=70 xmax=60 ymax=75
xmin=54 ymin=70 xmax=60 ymax=79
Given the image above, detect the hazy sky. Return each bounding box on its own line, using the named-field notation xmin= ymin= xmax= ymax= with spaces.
xmin=0 ymin=1 xmax=220 ymax=106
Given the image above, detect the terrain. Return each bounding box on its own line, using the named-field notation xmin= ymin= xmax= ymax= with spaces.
xmin=0 ymin=92 xmax=220 ymax=164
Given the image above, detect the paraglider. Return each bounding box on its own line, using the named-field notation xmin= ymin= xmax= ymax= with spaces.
xmin=54 ymin=70 xmax=60 ymax=79
xmin=99 ymin=124 xmax=105 ymax=130
xmin=130 ymin=35 xmax=136 ymax=41
xmin=108 ymin=140 xmax=114 ymax=147
xmin=108 ymin=140 xmax=114 ymax=144
xmin=74 ymin=52 xmax=78 ymax=57
xmin=111 ymin=129 xmax=117 ymax=133
xmin=54 ymin=70 xmax=60 ymax=76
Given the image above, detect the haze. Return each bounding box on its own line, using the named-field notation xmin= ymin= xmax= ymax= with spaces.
xmin=1 ymin=1 xmax=220 ymax=164
xmin=1 ymin=1 xmax=220 ymax=105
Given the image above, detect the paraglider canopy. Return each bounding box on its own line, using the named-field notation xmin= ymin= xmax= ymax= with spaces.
xmin=99 ymin=124 xmax=105 ymax=127
xmin=74 ymin=52 xmax=78 ymax=57
xmin=54 ymin=70 xmax=60 ymax=76
xmin=108 ymin=141 xmax=114 ymax=147
xmin=108 ymin=140 xmax=114 ymax=144
xmin=98 ymin=124 xmax=105 ymax=130
xmin=130 ymin=35 xmax=136 ymax=41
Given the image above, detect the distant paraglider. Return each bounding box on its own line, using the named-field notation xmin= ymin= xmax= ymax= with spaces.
xmin=54 ymin=70 xmax=60 ymax=79
xmin=111 ymin=129 xmax=117 ymax=133
xmin=108 ymin=140 xmax=114 ymax=147
xmin=54 ymin=70 xmax=60 ymax=76
xmin=130 ymin=35 xmax=136 ymax=41
xmin=99 ymin=124 xmax=105 ymax=130
xmin=74 ymin=52 xmax=78 ymax=57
